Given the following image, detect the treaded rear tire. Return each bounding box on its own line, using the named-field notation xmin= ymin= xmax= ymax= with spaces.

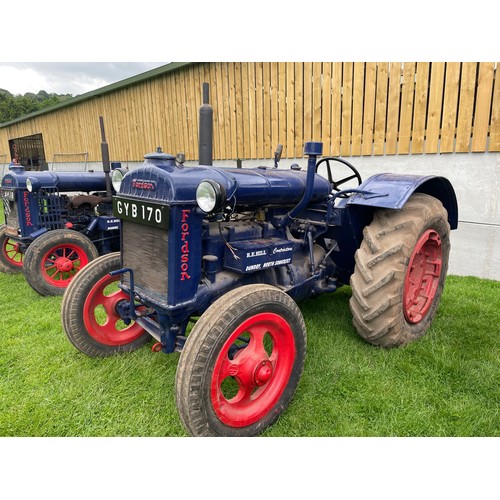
xmin=349 ymin=193 xmax=451 ymax=347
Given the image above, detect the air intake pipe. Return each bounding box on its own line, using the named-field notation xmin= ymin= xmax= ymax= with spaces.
xmin=276 ymin=141 xmax=323 ymax=227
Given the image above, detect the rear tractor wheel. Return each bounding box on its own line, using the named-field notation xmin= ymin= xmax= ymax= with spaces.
xmin=0 ymin=224 xmax=24 ymax=273
xmin=23 ymin=229 xmax=99 ymax=296
xmin=349 ymin=193 xmax=451 ymax=347
xmin=175 ymin=284 xmax=307 ymax=437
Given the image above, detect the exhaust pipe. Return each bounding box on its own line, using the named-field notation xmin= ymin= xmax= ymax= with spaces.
xmin=198 ymin=82 xmax=213 ymax=166
xmin=99 ymin=116 xmax=113 ymax=198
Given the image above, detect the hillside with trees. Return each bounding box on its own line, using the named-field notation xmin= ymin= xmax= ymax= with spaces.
xmin=0 ymin=89 xmax=73 ymax=124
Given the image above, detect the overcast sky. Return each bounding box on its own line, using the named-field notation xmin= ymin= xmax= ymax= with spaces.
xmin=0 ymin=2 xmax=491 ymax=98
xmin=0 ymin=62 xmax=168 ymax=96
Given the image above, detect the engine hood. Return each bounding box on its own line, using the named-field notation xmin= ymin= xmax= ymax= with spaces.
xmin=118 ymin=153 xmax=331 ymax=207
xmin=1 ymin=166 xmax=108 ymax=192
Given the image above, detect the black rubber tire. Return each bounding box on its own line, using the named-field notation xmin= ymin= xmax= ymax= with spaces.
xmin=0 ymin=224 xmax=23 ymax=274
xmin=175 ymin=284 xmax=307 ymax=437
xmin=349 ymin=193 xmax=451 ymax=347
xmin=61 ymin=252 xmax=151 ymax=357
xmin=23 ymin=229 xmax=99 ymax=296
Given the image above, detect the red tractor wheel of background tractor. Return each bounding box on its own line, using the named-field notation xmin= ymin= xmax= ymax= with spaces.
xmin=61 ymin=252 xmax=151 ymax=357
xmin=175 ymin=284 xmax=307 ymax=437
xmin=349 ymin=193 xmax=451 ymax=348
xmin=23 ymin=229 xmax=99 ymax=296
xmin=0 ymin=224 xmax=24 ymax=273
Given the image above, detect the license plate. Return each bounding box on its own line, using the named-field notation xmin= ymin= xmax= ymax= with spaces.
xmin=112 ymin=197 xmax=169 ymax=229
xmin=0 ymin=188 xmax=15 ymax=202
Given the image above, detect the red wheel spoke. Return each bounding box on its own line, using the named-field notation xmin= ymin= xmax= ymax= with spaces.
xmin=221 ymin=377 xmax=254 ymax=407
xmin=98 ymin=292 xmax=123 ymax=321
xmin=65 ymin=249 xmax=77 ymax=260
xmin=245 ymin=325 xmax=271 ymax=360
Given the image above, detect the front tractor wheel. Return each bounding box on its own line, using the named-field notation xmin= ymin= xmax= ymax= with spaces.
xmin=175 ymin=284 xmax=307 ymax=437
xmin=23 ymin=229 xmax=99 ymax=296
xmin=61 ymin=252 xmax=151 ymax=357
xmin=0 ymin=225 xmax=24 ymax=273
xmin=349 ymin=193 xmax=451 ymax=347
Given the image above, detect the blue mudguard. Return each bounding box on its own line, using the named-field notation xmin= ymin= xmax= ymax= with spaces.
xmin=344 ymin=173 xmax=458 ymax=229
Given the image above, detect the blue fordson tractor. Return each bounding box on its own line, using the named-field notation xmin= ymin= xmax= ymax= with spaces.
xmin=0 ymin=117 xmax=122 ymax=295
xmin=62 ymin=84 xmax=458 ymax=436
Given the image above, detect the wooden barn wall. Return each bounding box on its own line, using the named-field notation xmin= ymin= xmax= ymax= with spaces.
xmin=1 ymin=62 xmax=499 ymax=164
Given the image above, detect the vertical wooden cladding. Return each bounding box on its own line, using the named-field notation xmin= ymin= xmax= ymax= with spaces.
xmin=472 ymin=62 xmax=495 ymax=152
xmin=425 ymin=63 xmax=445 ymax=154
xmin=440 ymin=62 xmax=461 ymax=153
xmin=490 ymin=64 xmax=500 ymax=151
xmin=456 ymin=63 xmax=477 ymax=152
xmin=1 ymin=61 xmax=499 ymax=163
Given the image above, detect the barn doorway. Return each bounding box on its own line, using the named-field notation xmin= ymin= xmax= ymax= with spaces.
xmin=9 ymin=133 xmax=47 ymax=170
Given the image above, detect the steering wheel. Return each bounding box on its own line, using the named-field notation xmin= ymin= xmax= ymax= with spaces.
xmin=315 ymin=157 xmax=362 ymax=197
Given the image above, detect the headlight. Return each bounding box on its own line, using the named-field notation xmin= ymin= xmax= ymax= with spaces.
xmin=111 ymin=168 xmax=127 ymax=193
xmin=196 ymin=180 xmax=226 ymax=213
xmin=26 ymin=177 xmax=40 ymax=192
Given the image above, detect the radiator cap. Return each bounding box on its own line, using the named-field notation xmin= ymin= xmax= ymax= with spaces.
xmin=144 ymin=152 xmax=176 ymax=161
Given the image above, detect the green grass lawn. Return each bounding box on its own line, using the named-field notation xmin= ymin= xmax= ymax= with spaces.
xmin=0 ymin=265 xmax=498 ymax=437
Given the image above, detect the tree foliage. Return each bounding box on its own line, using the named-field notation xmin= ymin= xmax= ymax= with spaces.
xmin=0 ymin=89 xmax=72 ymax=124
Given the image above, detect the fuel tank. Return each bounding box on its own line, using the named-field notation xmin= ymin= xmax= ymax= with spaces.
xmin=118 ymin=153 xmax=331 ymax=207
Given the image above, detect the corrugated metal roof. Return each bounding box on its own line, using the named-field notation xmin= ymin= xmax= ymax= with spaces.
xmin=0 ymin=62 xmax=193 ymax=128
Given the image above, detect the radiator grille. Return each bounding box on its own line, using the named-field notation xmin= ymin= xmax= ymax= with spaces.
xmin=4 ymin=200 xmax=19 ymax=229
xmin=121 ymin=220 xmax=169 ymax=297
xmin=37 ymin=190 xmax=66 ymax=230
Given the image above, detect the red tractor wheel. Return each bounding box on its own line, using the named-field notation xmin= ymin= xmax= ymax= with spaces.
xmin=23 ymin=229 xmax=99 ymax=296
xmin=349 ymin=193 xmax=451 ymax=347
xmin=175 ymin=284 xmax=307 ymax=436
xmin=61 ymin=252 xmax=151 ymax=357
xmin=0 ymin=224 xmax=24 ymax=273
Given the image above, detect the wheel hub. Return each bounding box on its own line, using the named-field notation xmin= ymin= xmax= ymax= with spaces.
xmin=54 ymin=257 xmax=75 ymax=273
xmin=253 ymin=360 xmax=273 ymax=386
xmin=404 ymin=229 xmax=443 ymax=324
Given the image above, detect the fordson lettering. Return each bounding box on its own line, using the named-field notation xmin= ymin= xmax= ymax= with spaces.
xmin=23 ymin=191 xmax=32 ymax=226
xmin=132 ymin=179 xmax=157 ymax=191
xmin=112 ymin=197 xmax=169 ymax=229
xmin=180 ymin=209 xmax=191 ymax=280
